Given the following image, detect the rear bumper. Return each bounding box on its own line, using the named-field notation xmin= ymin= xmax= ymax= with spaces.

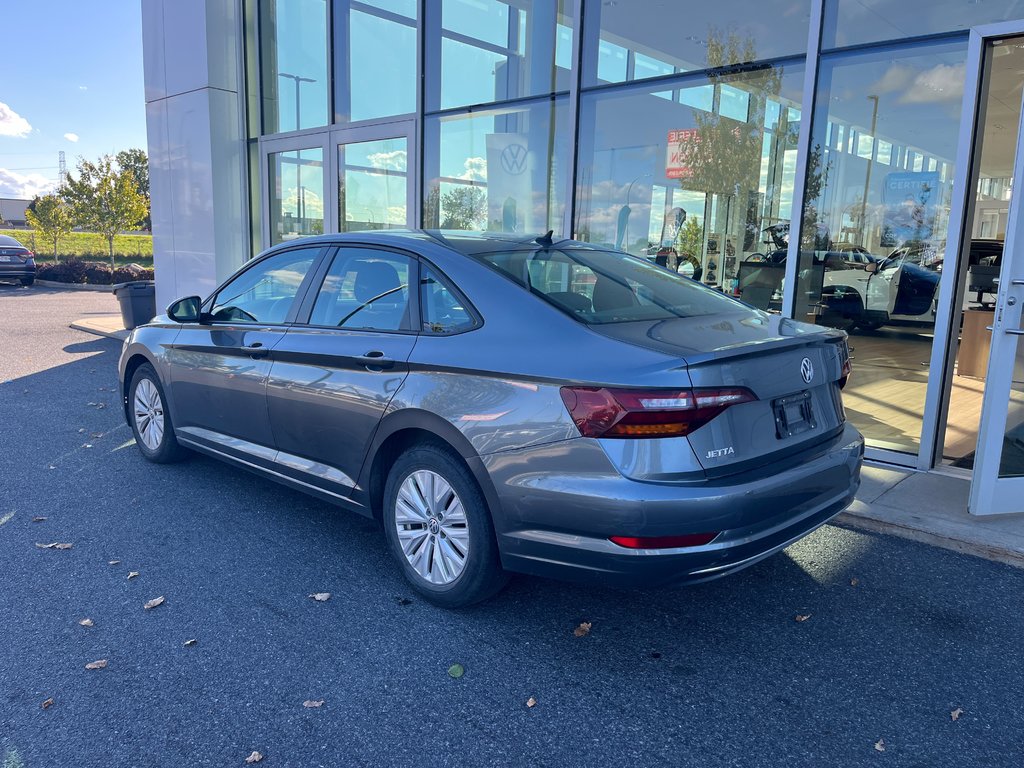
xmin=485 ymin=423 xmax=864 ymax=588
xmin=0 ymin=265 xmax=35 ymax=280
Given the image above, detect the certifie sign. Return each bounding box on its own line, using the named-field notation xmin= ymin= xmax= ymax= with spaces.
xmin=665 ymin=129 xmax=697 ymax=180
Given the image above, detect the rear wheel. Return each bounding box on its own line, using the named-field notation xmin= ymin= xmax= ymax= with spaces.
xmin=383 ymin=443 xmax=508 ymax=608
xmin=128 ymin=364 xmax=189 ymax=463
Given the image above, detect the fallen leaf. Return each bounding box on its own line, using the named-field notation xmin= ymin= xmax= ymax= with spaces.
xmin=78 ymin=428 xmax=86 ymax=433
xmin=245 ymin=752 xmax=263 ymax=764
xmin=574 ymin=622 xmax=592 ymax=637
xmin=35 ymin=542 xmax=72 ymax=550
xmin=309 ymin=592 xmax=331 ymax=602
xmin=143 ymin=596 xmax=165 ymax=610
xmin=951 ymin=708 xmax=964 ymax=721
xmin=79 ymin=618 xmax=94 ymax=627
xmin=41 ymin=698 xmax=54 ymax=710
xmin=303 ymin=700 xmax=325 ymax=708
xmin=526 ymin=697 xmax=537 ymax=708
xmin=850 ymin=578 xmax=860 ymax=587
xmin=32 ymin=517 xmax=46 ymax=523
xmin=48 ymin=465 xmax=56 ymax=470
xmin=85 ymin=659 xmax=108 ymax=670
xmin=108 ymin=560 xmax=121 ymax=565
xmin=127 ymin=571 xmax=139 ymax=580
xmin=447 ymin=663 xmax=465 ymax=679
xmin=795 ymin=614 xmax=811 ymax=622
xmin=91 ymin=433 xmax=103 ymax=439
xmin=97 ymin=403 xmax=106 ymax=410
xmin=82 ymin=444 xmax=93 ymax=449
xmin=184 ymin=639 xmax=197 ymax=647
xmin=874 ymin=739 xmax=886 ymax=752
xmin=395 ymin=596 xmax=413 ymax=606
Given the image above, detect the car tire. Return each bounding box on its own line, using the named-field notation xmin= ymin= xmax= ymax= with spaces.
xmin=383 ymin=443 xmax=508 ymax=608
xmin=128 ymin=363 xmax=189 ymax=464
xmin=20 ymin=277 xmax=33 ymax=286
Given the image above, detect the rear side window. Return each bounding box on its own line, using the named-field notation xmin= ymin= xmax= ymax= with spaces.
xmin=309 ymin=247 xmax=412 ymax=331
xmin=420 ymin=263 xmax=476 ymax=334
xmin=210 ymin=247 xmax=319 ymax=324
xmin=475 ymin=248 xmax=744 ymax=324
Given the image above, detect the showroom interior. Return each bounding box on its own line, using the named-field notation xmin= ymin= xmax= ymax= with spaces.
xmin=143 ymin=0 xmax=1024 ymax=514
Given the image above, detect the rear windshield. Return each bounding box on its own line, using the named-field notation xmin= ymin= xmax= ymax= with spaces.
xmin=474 ymin=248 xmax=745 ymax=324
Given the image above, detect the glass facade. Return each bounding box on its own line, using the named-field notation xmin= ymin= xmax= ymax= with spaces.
xmin=243 ymin=0 xmax=1024 ymax=468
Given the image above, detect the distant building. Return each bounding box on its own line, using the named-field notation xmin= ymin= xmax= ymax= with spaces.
xmin=0 ymin=198 xmax=30 ymax=227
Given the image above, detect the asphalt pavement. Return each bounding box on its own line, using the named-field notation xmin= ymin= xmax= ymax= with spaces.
xmin=1 ymin=284 xmax=1023 ymax=767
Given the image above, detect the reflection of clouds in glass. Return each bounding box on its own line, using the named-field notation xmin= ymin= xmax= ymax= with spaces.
xmin=459 ymin=156 xmax=487 ymax=181
xmin=367 ymin=150 xmax=407 ymax=171
xmin=871 ymin=62 xmax=965 ymax=104
xmin=282 ymin=187 xmax=324 ymax=219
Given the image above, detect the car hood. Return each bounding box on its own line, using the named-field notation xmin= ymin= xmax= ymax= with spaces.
xmin=587 ymin=310 xmax=842 ymax=365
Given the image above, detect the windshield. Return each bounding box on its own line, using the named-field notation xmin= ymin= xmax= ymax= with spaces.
xmin=474 ymin=248 xmax=747 ymax=324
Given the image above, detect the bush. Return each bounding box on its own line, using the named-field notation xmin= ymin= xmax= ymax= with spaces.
xmin=35 ymin=258 xmax=154 ymax=285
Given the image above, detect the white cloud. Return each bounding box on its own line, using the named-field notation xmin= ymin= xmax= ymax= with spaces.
xmin=0 ymin=168 xmax=55 ymax=198
xmin=78 ymin=85 xmax=88 ymax=91
xmin=63 ymin=132 xmax=79 ymax=143
xmin=458 ymin=156 xmax=487 ymax=181
xmin=367 ymin=149 xmax=407 ymax=172
xmin=0 ymin=101 xmax=32 ymax=138
xmin=899 ymin=63 xmax=966 ymax=104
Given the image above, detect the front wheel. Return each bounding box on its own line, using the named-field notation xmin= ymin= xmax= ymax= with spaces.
xmin=128 ymin=363 xmax=189 ymax=463
xmin=383 ymin=444 xmax=508 ymax=608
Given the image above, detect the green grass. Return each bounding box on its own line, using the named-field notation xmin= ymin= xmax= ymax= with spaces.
xmin=1 ymin=228 xmax=153 ymax=263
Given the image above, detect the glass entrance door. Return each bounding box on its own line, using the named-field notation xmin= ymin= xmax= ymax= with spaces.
xmin=330 ymin=122 xmax=415 ymax=233
xmin=969 ymin=36 xmax=1024 ymax=515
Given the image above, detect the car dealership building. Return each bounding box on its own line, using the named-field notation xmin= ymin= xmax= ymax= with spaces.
xmin=143 ymin=0 xmax=1024 ymax=514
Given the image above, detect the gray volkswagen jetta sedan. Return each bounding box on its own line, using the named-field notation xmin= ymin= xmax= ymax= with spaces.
xmin=118 ymin=231 xmax=863 ymax=607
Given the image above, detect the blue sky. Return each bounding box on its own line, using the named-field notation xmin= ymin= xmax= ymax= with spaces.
xmin=0 ymin=0 xmax=146 ymax=199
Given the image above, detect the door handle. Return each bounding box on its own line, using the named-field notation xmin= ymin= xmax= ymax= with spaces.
xmin=355 ymin=350 xmax=395 ymax=369
xmin=246 ymin=342 xmax=270 ymax=359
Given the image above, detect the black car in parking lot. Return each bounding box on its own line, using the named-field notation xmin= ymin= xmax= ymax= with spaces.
xmin=0 ymin=234 xmax=36 ymax=286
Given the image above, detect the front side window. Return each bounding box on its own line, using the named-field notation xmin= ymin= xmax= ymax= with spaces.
xmin=420 ymin=263 xmax=476 ymax=334
xmin=309 ymin=247 xmax=412 ymax=331
xmin=475 ymin=248 xmax=744 ymax=324
xmin=210 ymin=247 xmax=320 ymax=324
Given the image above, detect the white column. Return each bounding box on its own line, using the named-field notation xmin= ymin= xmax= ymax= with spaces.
xmin=143 ymin=0 xmax=245 ymax=308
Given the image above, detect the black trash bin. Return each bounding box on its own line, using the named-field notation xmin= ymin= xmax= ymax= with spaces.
xmin=112 ymin=280 xmax=157 ymax=330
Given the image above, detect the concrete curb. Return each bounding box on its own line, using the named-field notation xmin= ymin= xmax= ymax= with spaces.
xmin=35 ymin=279 xmax=114 ymax=292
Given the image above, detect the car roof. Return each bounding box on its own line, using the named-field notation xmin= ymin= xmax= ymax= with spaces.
xmin=0 ymin=234 xmax=26 ymax=247
xmin=266 ymin=230 xmax=596 ymax=257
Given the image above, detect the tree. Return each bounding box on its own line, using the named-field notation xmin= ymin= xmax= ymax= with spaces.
xmin=61 ymin=155 xmax=148 ymax=270
xmin=678 ymin=216 xmax=704 ymax=259
xmin=116 ymin=148 xmax=151 ymax=230
xmin=440 ymin=186 xmax=487 ymax=230
xmin=25 ymin=194 xmax=73 ymax=261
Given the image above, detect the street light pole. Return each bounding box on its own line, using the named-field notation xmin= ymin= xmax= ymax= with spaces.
xmin=278 ymin=72 xmax=316 ymax=233
xmin=860 ymin=95 xmax=880 ymax=247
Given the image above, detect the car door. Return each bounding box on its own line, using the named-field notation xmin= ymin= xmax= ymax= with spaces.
xmin=167 ymin=245 xmax=326 ymax=463
xmin=264 ymin=245 xmax=419 ymax=496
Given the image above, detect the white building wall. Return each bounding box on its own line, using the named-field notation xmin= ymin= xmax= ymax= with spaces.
xmin=142 ymin=0 xmax=245 ymax=308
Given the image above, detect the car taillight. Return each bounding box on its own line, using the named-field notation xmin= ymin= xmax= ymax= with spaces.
xmin=559 ymin=386 xmax=756 ymax=439
xmin=610 ymin=532 xmax=720 ymax=549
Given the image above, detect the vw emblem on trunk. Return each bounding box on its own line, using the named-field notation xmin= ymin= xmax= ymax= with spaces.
xmin=800 ymin=357 xmax=814 ymax=384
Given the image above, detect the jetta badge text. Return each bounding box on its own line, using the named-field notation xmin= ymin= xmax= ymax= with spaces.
xmin=706 ymin=447 xmax=735 ymax=459
xmin=800 ymin=357 xmax=814 ymax=384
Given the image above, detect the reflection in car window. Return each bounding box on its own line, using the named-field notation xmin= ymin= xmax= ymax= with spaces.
xmin=210 ymin=248 xmax=318 ymax=324
xmin=420 ymin=263 xmax=476 ymax=334
xmin=476 ymin=248 xmax=744 ymax=324
xmin=309 ymin=247 xmax=412 ymax=330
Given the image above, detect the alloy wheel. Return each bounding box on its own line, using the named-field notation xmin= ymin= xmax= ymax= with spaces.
xmin=394 ymin=469 xmax=470 ymax=585
xmin=133 ymin=378 xmax=165 ymax=451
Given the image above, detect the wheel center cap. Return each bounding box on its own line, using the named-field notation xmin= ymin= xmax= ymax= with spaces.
xmin=427 ymin=518 xmax=440 ymax=535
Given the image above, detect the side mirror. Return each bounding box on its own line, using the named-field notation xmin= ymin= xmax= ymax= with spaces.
xmin=864 ymin=261 xmax=879 ymax=274
xmin=167 ymin=295 xmax=203 ymax=323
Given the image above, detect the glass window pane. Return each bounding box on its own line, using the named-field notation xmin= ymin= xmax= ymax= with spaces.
xmin=421 ymin=263 xmax=477 ymax=333
xmin=584 ymin=0 xmax=809 ymax=86
xmin=430 ymin=0 xmax=575 ymax=111
xmin=335 ymin=4 xmax=417 ymax=123
xmin=794 ymin=40 xmax=968 ymax=455
xmin=260 ymin=0 xmax=329 ymax=133
xmin=211 ymin=247 xmax=320 ymax=324
xmin=269 ymin=148 xmax=325 ymax=245
xmin=339 ymin=137 xmax=409 ymax=232
xmin=574 ymin=61 xmax=804 ymax=297
xmin=824 ymin=0 xmax=1023 ymax=49
xmin=310 ymin=248 xmax=412 ymax=330
xmin=424 ymin=97 xmax=569 ymax=233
